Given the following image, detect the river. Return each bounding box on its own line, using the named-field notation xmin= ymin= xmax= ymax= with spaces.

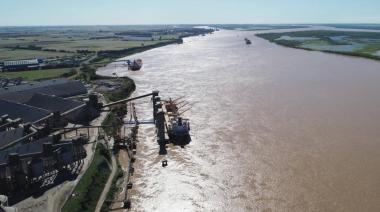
xmin=97 ymin=29 xmax=380 ymax=212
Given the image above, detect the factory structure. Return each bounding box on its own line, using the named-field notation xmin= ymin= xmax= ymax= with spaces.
xmin=0 ymin=59 xmax=44 ymax=72
xmin=0 ymin=78 xmax=102 ymax=198
xmin=0 ymin=75 xmax=193 ymax=210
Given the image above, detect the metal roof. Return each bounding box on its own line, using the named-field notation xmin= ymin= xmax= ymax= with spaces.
xmin=0 ymin=137 xmax=52 ymax=166
xmin=0 ymin=128 xmax=24 ymax=150
xmin=0 ymin=99 xmax=51 ymax=123
xmin=0 ymin=137 xmax=75 ymax=166
xmin=25 ymin=93 xmax=85 ymax=114
xmin=0 ymin=79 xmax=87 ymax=102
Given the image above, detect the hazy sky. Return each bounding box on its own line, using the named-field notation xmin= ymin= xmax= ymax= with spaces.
xmin=0 ymin=0 xmax=379 ymax=26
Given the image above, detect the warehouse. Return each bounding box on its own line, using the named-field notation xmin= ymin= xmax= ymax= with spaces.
xmin=0 ymin=78 xmax=87 ymax=103
xmin=0 ymin=78 xmax=99 ymax=126
xmin=0 ymin=128 xmax=25 ymax=150
xmin=25 ymin=93 xmax=85 ymax=115
xmin=1 ymin=59 xmax=43 ymax=71
xmin=0 ymin=124 xmax=38 ymax=151
xmin=0 ymin=99 xmax=52 ymax=124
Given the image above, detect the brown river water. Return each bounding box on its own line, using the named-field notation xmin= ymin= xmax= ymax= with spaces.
xmin=97 ymin=29 xmax=380 ymax=212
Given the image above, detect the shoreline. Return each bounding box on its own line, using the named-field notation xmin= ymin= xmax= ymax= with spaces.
xmin=259 ymin=38 xmax=380 ymax=61
xmin=255 ymin=33 xmax=380 ymax=62
xmin=86 ymin=30 xmax=214 ymax=211
xmin=90 ymin=29 xmax=215 ymax=71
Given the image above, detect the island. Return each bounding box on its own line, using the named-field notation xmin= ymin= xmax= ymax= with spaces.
xmin=256 ymin=30 xmax=380 ymax=61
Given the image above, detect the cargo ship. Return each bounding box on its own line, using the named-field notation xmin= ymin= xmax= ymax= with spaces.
xmin=163 ymin=99 xmax=191 ymax=147
xmin=245 ymin=38 xmax=252 ymax=45
xmin=126 ymin=59 xmax=143 ymax=71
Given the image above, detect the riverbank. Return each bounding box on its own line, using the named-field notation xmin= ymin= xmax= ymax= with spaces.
xmin=0 ymin=26 xmax=214 ymax=83
xmin=256 ymin=30 xmax=380 ymax=61
xmin=77 ymin=29 xmax=214 ymax=100
xmin=97 ymin=29 xmax=380 ymax=211
xmin=87 ymin=29 xmax=217 ymax=212
xmin=62 ymin=143 xmax=111 ymax=212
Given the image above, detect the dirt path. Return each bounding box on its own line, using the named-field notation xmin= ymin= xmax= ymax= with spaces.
xmin=95 ymin=151 xmax=117 ymax=212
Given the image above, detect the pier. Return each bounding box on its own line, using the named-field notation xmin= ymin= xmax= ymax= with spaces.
xmin=93 ymin=90 xmax=191 ymax=209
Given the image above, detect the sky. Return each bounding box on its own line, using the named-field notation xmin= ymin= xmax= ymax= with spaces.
xmin=0 ymin=0 xmax=379 ymax=26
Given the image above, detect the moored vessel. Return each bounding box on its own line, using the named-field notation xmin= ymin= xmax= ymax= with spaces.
xmin=245 ymin=38 xmax=252 ymax=45
xmin=127 ymin=59 xmax=143 ymax=71
xmin=162 ymin=99 xmax=191 ymax=147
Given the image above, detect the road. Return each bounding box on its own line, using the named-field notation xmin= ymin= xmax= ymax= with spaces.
xmin=95 ymin=150 xmax=117 ymax=212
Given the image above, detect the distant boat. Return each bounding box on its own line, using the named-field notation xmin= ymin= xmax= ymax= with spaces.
xmin=245 ymin=38 xmax=252 ymax=45
xmin=126 ymin=59 xmax=143 ymax=71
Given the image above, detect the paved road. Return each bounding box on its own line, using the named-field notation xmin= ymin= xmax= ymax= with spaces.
xmin=95 ymin=147 xmax=117 ymax=212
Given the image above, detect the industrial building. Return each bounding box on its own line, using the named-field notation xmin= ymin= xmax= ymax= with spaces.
xmin=0 ymin=78 xmax=87 ymax=103
xmin=0 ymin=99 xmax=52 ymax=123
xmin=0 ymin=78 xmax=100 ymax=125
xmin=1 ymin=59 xmax=43 ymax=71
xmin=0 ymin=78 xmax=102 ymax=199
xmin=0 ymin=135 xmax=87 ymax=196
xmin=0 ymin=124 xmax=37 ymax=151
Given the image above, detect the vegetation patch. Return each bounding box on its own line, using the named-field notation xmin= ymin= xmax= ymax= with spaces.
xmin=100 ymin=158 xmax=124 ymax=212
xmin=102 ymin=112 xmax=122 ymax=136
xmin=62 ymin=143 xmax=111 ymax=212
xmin=104 ymin=77 xmax=136 ymax=102
xmin=0 ymin=68 xmax=75 ymax=81
xmin=256 ymin=30 xmax=380 ymax=61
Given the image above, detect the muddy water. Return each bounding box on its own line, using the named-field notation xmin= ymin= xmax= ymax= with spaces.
xmin=97 ymin=30 xmax=380 ymax=211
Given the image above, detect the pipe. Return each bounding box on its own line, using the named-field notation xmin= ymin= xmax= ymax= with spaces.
xmin=102 ymin=92 xmax=156 ymax=108
xmin=61 ymin=103 xmax=86 ymax=116
xmin=0 ymin=131 xmax=37 ymax=150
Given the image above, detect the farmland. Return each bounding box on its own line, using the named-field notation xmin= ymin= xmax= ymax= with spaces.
xmin=0 ymin=25 xmax=212 ymax=59
xmin=0 ymin=25 xmax=214 ymax=81
xmin=0 ymin=68 xmax=75 ymax=81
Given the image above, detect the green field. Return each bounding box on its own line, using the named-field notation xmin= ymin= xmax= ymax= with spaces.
xmin=0 ymin=48 xmax=73 ymax=60
xmin=62 ymin=144 xmax=111 ymax=212
xmin=0 ymin=26 xmax=213 ymax=61
xmin=256 ymin=30 xmax=380 ymax=60
xmin=40 ymin=39 xmax=161 ymax=52
xmin=0 ymin=26 xmax=213 ymax=83
xmin=0 ymin=68 xmax=74 ymax=81
xmin=0 ymin=37 xmax=160 ymax=59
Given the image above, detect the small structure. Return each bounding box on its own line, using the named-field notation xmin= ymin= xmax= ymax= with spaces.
xmin=0 ymin=77 xmax=23 ymax=88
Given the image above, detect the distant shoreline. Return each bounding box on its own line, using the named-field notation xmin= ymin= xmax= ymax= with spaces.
xmin=256 ymin=30 xmax=380 ymax=62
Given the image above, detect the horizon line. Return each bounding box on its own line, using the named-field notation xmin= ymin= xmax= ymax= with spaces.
xmin=1 ymin=23 xmax=380 ymax=28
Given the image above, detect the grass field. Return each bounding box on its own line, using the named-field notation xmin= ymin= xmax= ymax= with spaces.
xmin=0 ymin=48 xmax=73 ymax=60
xmin=0 ymin=68 xmax=75 ymax=80
xmin=62 ymin=144 xmax=111 ymax=212
xmin=0 ymin=26 xmax=213 ymax=61
xmin=40 ymin=39 xmax=161 ymax=52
